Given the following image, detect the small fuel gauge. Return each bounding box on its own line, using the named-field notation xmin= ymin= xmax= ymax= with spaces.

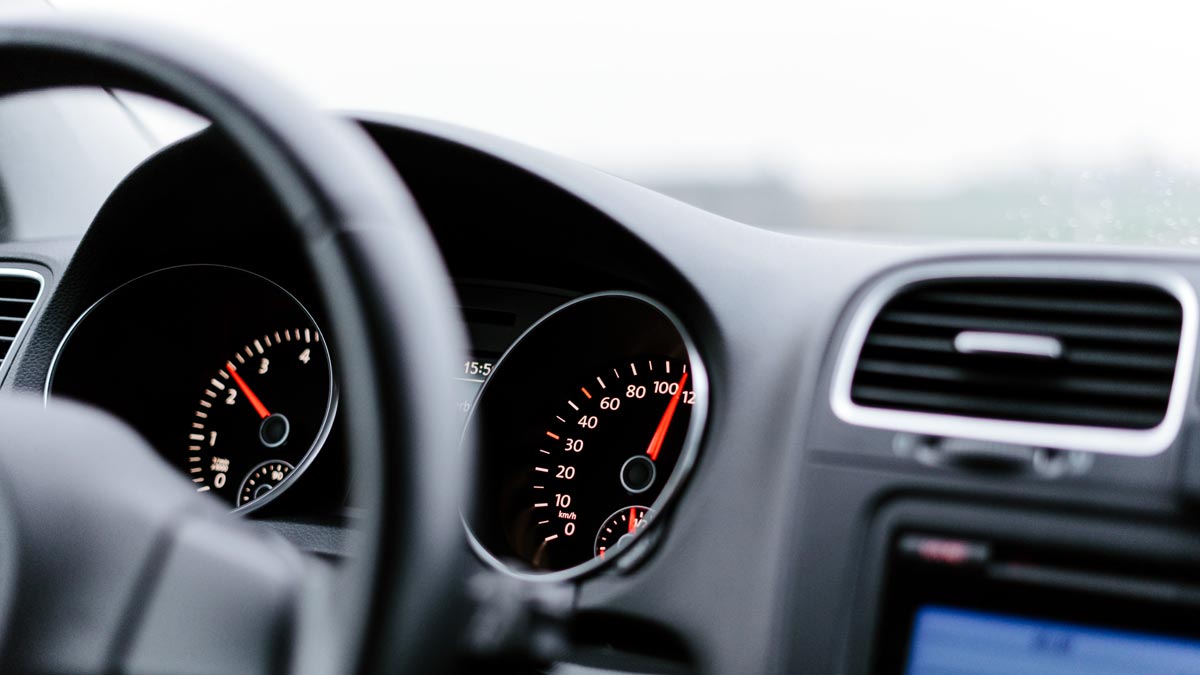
xmin=238 ymin=460 xmax=295 ymax=507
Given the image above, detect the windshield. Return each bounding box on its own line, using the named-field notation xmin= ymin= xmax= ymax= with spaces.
xmin=43 ymin=1 xmax=1200 ymax=246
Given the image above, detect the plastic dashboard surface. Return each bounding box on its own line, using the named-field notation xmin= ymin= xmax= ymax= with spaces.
xmin=2 ymin=111 xmax=1200 ymax=675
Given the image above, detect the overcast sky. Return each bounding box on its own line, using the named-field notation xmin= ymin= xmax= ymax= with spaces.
xmin=36 ymin=1 xmax=1200 ymax=201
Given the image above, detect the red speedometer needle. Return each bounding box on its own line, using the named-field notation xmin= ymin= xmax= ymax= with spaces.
xmin=644 ymin=371 xmax=688 ymax=461
xmin=628 ymin=507 xmax=638 ymax=534
xmin=226 ymin=362 xmax=270 ymax=420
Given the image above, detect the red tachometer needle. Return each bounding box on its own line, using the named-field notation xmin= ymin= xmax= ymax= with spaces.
xmin=226 ymin=362 xmax=270 ymax=420
xmin=644 ymin=371 xmax=688 ymax=461
xmin=628 ymin=507 xmax=639 ymax=534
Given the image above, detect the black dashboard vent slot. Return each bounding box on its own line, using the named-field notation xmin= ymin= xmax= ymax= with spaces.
xmin=0 ymin=273 xmax=41 ymax=367
xmin=850 ymin=278 xmax=1184 ymax=430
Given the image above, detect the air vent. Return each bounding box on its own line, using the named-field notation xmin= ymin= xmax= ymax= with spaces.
xmin=832 ymin=268 xmax=1197 ymax=456
xmin=0 ymin=272 xmax=41 ymax=367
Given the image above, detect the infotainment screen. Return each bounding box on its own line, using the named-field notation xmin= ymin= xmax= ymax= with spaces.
xmin=906 ymin=605 xmax=1200 ymax=675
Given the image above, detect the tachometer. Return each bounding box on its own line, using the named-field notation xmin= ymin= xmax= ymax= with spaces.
xmin=186 ymin=326 xmax=332 ymax=509
xmin=48 ymin=265 xmax=336 ymax=513
xmin=465 ymin=292 xmax=707 ymax=579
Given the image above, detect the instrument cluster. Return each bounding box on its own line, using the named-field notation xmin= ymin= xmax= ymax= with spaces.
xmin=48 ymin=267 xmax=707 ymax=577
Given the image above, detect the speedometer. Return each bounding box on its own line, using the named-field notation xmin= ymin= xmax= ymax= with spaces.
xmin=465 ymin=292 xmax=707 ymax=579
xmin=518 ymin=357 xmax=694 ymax=569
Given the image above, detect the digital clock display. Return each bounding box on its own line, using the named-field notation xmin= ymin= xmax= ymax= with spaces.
xmin=461 ymin=359 xmax=495 ymax=381
xmin=454 ymin=356 xmax=498 ymax=419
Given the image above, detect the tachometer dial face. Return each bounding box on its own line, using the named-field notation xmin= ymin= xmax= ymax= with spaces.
xmin=466 ymin=292 xmax=707 ymax=579
xmin=48 ymin=265 xmax=336 ymax=514
xmin=186 ymin=327 xmax=332 ymax=509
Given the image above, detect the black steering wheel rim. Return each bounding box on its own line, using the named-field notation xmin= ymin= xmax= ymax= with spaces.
xmin=0 ymin=15 xmax=469 ymax=674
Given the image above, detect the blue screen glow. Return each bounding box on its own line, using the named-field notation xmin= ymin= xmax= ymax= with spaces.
xmin=906 ymin=605 xmax=1200 ymax=675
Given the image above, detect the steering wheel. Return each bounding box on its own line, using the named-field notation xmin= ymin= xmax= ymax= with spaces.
xmin=0 ymin=15 xmax=469 ymax=675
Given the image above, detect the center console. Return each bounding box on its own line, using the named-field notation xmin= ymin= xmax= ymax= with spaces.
xmin=858 ymin=502 xmax=1200 ymax=675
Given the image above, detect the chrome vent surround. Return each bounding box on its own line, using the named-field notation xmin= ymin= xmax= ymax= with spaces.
xmin=0 ymin=270 xmax=41 ymax=369
xmin=831 ymin=265 xmax=1198 ymax=457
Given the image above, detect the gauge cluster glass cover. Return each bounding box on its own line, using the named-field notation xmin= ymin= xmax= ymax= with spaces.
xmin=465 ymin=292 xmax=707 ymax=579
xmin=48 ymin=265 xmax=335 ymax=513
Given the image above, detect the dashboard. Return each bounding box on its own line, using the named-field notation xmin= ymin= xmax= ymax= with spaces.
xmin=7 ymin=108 xmax=1200 ymax=674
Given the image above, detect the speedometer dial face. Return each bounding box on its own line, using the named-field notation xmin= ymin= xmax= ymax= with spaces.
xmin=466 ymin=292 xmax=707 ymax=578
xmin=519 ymin=357 xmax=694 ymax=569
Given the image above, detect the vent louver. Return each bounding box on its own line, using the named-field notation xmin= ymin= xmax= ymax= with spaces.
xmin=849 ymin=278 xmax=1184 ymax=431
xmin=0 ymin=272 xmax=41 ymax=368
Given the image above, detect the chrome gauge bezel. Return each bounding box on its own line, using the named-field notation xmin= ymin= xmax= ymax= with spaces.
xmin=462 ymin=290 xmax=709 ymax=582
xmin=44 ymin=263 xmax=338 ymax=515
